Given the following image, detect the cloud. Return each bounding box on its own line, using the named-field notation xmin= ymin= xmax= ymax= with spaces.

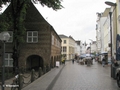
xmin=35 ymin=0 xmax=116 ymax=43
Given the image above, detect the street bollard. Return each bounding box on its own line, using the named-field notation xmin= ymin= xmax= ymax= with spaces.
xmin=43 ymin=66 xmax=46 ymax=74
xmin=18 ymin=73 xmax=23 ymax=90
xmin=31 ymin=69 xmax=35 ymax=82
xmin=38 ymin=67 xmax=42 ymax=77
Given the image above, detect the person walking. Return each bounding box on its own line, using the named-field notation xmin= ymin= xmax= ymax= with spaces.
xmin=64 ymin=57 xmax=66 ymax=64
xmin=61 ymin=56 xmax=66 ymax=64
xmin=72 ymin=59 xmax=74 ymax=64
xmin=102 ymin=56 xmax=105 ymax=67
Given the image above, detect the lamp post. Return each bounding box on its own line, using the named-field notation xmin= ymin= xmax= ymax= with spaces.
xmin=0 ymin=31 xmax=10 ymax=90
xmin=89 ymin=39 xmax=93 ymax=56
xmin=90 ymin=43 xmax=91 ymax=57
xmin=105 ymin=1 xmax=116 ymax=78
xmin=105 ymin=1 xmax=116 ymax=60
xmin=109 ymin=11 xmax=113 ymax=60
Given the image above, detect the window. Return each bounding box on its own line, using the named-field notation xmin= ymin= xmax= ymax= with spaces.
xmin=63 ymin=46 xmax=67 ymax=52
xmin=27 ymin=31 xmax=38 ymax=43
xmin=64 ymin=40 xmax=66 ymax=44
xmin=56 ymin=39 xmax=57 ymax=46
xmin=7 ymin=31 xmax=13 ymax=42
xmin=52 ymin=35 xmax=54 ymax=45
xmin=57 ymin=40 xmax=59 ymax=47
xmin=5 ymin=53 xmax=13 ymax=67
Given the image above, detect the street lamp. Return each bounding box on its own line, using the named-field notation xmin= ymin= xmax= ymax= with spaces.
xmin=90 ymin=43 xmax=91 ymax=57
xmin=89 ymin=39 xmax=93 ymax=56
xmin=105 ymin=1 xmax=116 ymax=78
xmin=105 ymin=1 xmax=116 ymax=59
xmin=105 ymin=1 xmax=116 ymax=7
xmin=0 ymin=31 xmax=10 ymax=90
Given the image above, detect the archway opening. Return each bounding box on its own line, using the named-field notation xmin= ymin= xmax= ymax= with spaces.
xmin=26 ymin=55 xmax=44 ymax=71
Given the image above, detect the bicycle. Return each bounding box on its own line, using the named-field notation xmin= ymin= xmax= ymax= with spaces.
xmin=11 ymin=75 xmax=19 ymax=90
xmin=11 ymin=74 xmax=24 ymax=90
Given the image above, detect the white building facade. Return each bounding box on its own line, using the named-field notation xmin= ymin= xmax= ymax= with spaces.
xmin=59 ymin=35 xmax=76 ymax=60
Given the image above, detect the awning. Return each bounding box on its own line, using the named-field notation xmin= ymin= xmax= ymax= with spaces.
xmin=99 ymin=52 xmax=108 ymax=55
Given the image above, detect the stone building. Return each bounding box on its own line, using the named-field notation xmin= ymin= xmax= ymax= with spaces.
xmin=0 ymin=2 xmax=61 ymax=71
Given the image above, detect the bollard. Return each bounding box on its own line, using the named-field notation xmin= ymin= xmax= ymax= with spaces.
xmin=31 ymin=69 xmax=35 ymax=82
xmin=38 ymin=67 xmax=42 ymax=77
xmin=43 ymin=66 xmax=46 ymax=74
xmin=18 ymin=73 xmax=23 ymax=90
xmin=49 ymin=64 xmax=51 ymax=71
xmin=21 ymin=67 xmax=24 ymax=74
xmin=46 ymin=64 xmax=49 ymax=72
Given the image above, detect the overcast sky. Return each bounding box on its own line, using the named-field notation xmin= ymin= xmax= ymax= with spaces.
xmin=35 ymin=0 xmax=116 ymax=44
xmin=0 ymin=0 xmax=116 ymax=44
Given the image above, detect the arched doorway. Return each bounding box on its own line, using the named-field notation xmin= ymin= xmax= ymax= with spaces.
xmin=26 ymin=55 xmax=44 ymax=71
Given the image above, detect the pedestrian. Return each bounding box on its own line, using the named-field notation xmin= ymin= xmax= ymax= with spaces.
xmin=102 ymin=56 xmax=105 ymax=67
xmin=75 ymin=54 xmax=77 ymax=60
xmin=64 ymin=57 xmax=66 ymax=64
xmin=72 ymin=59 xmax=74 ymax=64
xmin=61 ymin=57 xmax=65 ymax=64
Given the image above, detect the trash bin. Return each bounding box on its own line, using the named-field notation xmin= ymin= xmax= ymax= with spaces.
xmin=112 ymin=64 xmax=119 ymax=79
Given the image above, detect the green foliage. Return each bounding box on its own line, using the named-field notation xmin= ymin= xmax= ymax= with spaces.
xmin=0 ymin=0 xmax=63 ymax=43
xmin=0 ymin=13 xmax=12 ymax=32
xmin=0 ymin=0 xmax=63 ymax=10
xmin=37 ymin=0 xmax=63 ymax=10
xmin=61 ymin=54 xmax=66 ymax=57
xmin=0 ymin=0 xmax=10 ymax=7
xmin=16 ymin=2 xmax=28 ymax=43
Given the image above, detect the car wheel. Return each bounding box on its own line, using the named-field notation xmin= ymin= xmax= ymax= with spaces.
xmin=117 ymin=74 xmax=120 ymax=88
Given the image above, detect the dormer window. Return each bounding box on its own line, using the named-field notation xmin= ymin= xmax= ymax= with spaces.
xmin=27 ymin=31 xmax=38 ymax=43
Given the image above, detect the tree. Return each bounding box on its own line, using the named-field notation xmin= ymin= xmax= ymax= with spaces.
xmin=0 ymin=0 xmax=63 ymax=74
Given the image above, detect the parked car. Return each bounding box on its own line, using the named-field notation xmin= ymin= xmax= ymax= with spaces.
xmin=116 ymin=67 xmax=120 ymax=88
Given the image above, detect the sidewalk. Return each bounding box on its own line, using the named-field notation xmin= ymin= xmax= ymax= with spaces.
xmin=0 ymin=64 xmax=65 ymax=90
xmin=22 ymin=64 xmax=65 ymax=90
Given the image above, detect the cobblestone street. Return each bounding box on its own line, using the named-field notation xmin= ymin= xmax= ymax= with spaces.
xmin=52 ymin=61 xmax=120 ymax=90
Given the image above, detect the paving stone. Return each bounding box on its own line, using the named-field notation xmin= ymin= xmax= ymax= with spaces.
xmin=52 ymin=61 xmax=120 ymax=90
xmin=3 ymin=60 xmax=120 ymax=90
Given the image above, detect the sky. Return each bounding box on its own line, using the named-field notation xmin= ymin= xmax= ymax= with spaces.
xmin=0 ymin=0 xmax=116 ymax=44
xmin=34 ymin=0 xmax=116 ymax=44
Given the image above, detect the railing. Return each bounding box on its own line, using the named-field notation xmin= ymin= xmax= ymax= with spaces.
xmin=10 ymin=65 xmax=51 ymax=90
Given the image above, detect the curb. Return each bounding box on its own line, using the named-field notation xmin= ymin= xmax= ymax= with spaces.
xmin=46 ymin=65 xmax=65 ymax=90
xmin=22 ymin=65 xmax=65 ymax=90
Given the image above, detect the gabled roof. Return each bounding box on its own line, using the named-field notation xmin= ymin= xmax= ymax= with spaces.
xmin=59 ymin=34 xmax=75 ymax=41
xmin=3 ymin=2 xmax=49 ymax=24
xmin=51 ymin=26 xmax=62 ymax=42
xmin=69 ymin=35 xmax=75 ymax=41
xmin=25 ymin=2 xmax=49 ymax=24
xmin=2 ymin=2 xmax=61 ymax=40
xmin=59 ymin=34 xmax=68 ymax=38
